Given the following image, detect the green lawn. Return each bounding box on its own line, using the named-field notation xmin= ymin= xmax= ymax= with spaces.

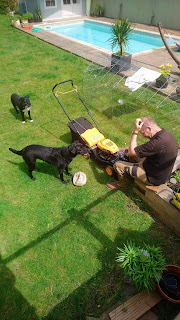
xmin=1 ymin=15 xmax=180 ymax=320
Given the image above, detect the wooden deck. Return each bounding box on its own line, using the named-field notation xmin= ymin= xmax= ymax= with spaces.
xmin=109 ymin=290 xmax=162 ymax=320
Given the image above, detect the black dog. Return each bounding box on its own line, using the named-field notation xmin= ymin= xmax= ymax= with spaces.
xmin=11 ymin=93 xmax=33 ymax=123
xmin=9 ymin=141 xmax=89 ymax=183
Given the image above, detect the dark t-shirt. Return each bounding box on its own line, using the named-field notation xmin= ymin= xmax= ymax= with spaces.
xmin=135 ymin=129 xmax=178 ymax=185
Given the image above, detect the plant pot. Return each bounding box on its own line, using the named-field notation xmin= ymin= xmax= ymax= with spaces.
xmin=156 ymin=74 xmax=170 ymax=88
xmin=111 ymin=53 xmax=132 ymax=73
xmin=98 ymin=10 xmax=104 ymax=17
xmin=34 ymin=18 xmax=42 ymax=23
xmin=157 ymin=265 xmax=180 ymax=303
xmin=21 ymin=19 xmax=28 ymax=24
xmin=11 ymin=20 xmax=21 ymax=27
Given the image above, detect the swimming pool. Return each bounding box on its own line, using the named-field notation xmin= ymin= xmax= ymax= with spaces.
xmin=41 ymin=19 xmax=177 ymax=54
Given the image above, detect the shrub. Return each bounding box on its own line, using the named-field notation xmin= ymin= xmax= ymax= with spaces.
xmin=117 ymin=241 xmax=166 ymax=293
xmin=0 ymin=0 xmax=8 ymax=14
xmin=22 ymin=12 xmax=33 ymax=21
xmin=0 ymin=0 xmax=18 ymax=14
xmin=12 ymin=14 xmax=22 ymax=21
xmin=7 ymin=0 xmax=17 ymax=11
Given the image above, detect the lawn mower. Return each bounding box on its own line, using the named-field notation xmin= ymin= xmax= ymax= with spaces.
xmin=169 ymin=190 xmax=180 ymax=211
xmin=52 ymin=79 xmax=129 ymax=176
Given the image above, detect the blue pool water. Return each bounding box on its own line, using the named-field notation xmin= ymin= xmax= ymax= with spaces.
xmin=43 ymin=20 xmax=176 ymax=54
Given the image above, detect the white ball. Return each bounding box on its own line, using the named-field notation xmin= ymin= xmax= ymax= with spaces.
xmin=73 ymin=172 xmax=87 ymax=186
xmin=117 ymin=99 xmax=124 ymax=104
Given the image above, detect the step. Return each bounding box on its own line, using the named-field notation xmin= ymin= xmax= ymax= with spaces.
xmin=109 ymin=290 xmax=162 ymax=320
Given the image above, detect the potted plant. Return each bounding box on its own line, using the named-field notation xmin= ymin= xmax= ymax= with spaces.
xmin=11 ymin=14 xmax=22 ymax=27
xmin=97 ymin=2 xmax=104 ymax=17
xmin=157 ymin=265 xmax=180 ymax=303
xmin=34 ymin=8 xmax=42 ymax=23
xmin=108 ymin=18 xmax=133 ymax=72
xmin=156 ymin=63 xmax=172 ymax=88
xmin=117 ymin=242 xmax=166 ymax=293
xmin=22 ymin=12 xmax=33 ymax=23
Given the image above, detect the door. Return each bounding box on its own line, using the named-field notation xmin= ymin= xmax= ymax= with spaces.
xmin=61 ymin=0 xmax=82 ymax=17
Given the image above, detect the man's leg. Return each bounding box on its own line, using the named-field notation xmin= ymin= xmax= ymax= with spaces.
xmin=106 ymin=160 xmax=129 ymax=190
xmin=106 ymin=160 xmax=150 ymax=190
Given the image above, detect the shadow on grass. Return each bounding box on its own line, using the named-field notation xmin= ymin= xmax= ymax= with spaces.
xmin=2 ymin=182 xmax=179 ymax=319
xmin=1 ymin=188 xmax=163 ymax=320
xmin=9 ymin=108 xmax=23 ymax=122
xmin=102 ymin=101 xmax=141 ymax=119
xmin=88 ymin=160 xmax=109 ymax=185
xmin=7 ymin=160 xmax=74 ymax=181
xmin=0 ymin=255 xmax=39 ymax=320
xmin=40 ymin=119 xmax=70 ymax=141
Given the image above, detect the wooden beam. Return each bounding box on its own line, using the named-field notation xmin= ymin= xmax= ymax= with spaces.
xmin=133 ymin=179 xmax=180 ymax=237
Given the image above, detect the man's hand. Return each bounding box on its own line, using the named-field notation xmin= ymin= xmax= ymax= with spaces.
xmin=134 ymin=118 xmax=144 ymax=133
xmin=128 ymin=118 xmax=143 ymax=157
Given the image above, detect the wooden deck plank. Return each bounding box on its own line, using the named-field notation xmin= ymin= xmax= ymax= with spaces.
xmin=109 ymin=290 xmax=162 ymax=320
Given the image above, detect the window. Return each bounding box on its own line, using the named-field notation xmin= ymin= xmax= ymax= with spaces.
xmin=72 ymin=0 xmax=80 ymax=3
xmin=63 ymin=0 xmax=70 ymax=4
xmin=45 ymin=0 xmax=56 ymax=7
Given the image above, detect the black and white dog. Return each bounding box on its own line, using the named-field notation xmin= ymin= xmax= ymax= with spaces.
xmin=11 ymin=93 xmax=33 ymax=123
xmin=9 ymin=140 xmax=90 ymax=183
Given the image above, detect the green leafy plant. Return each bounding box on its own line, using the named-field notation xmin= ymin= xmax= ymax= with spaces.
xmin=97 ymin=2 xmax=104 ymax=16
xmin=108 ymin=18 xmax=133 ymax=56
xmin=22 ymin=12 xmax=33 ymax=21
xmin=117 ymin=242 xmax=166 ymax=293
xmin=7 ymin=0 xmax=17 ymax=11
xmin=0 ymin=0 xmax=17 ymax=13
xmin=11 ymin=14 xmax=22 ymax=21
xmin=159 ymin=63 xmax=172 ymax=77
xmin=175 ymin=170 xmax=180 ymax=183
xmin=34 ymin=7 xmax=42 ymax=19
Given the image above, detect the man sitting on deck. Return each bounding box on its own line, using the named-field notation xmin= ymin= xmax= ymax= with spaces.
xmin=106 ymin=117 xmax=178 ymax=190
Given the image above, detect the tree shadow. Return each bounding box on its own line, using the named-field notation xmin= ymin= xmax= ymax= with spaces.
xmin=2 ymin=186 xmax=178 ymax=320
xmin=41 ymin=221 xmax=161 ymax=320
xmin=0 ymin=254 xmax=39 ymax=320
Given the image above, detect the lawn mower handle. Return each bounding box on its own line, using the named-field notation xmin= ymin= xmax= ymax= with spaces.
xmin=52 ymin=80 xmax=102 ymax=132
xmin=52 ymin=80 xmax=74 ymax=122
xmin=52 ymin=79 xmax=74 ymax=92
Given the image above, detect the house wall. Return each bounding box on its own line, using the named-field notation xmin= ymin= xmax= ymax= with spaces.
xmin=25 ymin=0 xmax=38 ymax=15
xmin=82 ymin=0 xmax=86 ymax=15
xmin=37 ymin=0 xmax=62 ymax=20
xmin=25 ymin=0 xmax=86 ymax=20
xmin=91 ymin=0 xmax=180 ymax=31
